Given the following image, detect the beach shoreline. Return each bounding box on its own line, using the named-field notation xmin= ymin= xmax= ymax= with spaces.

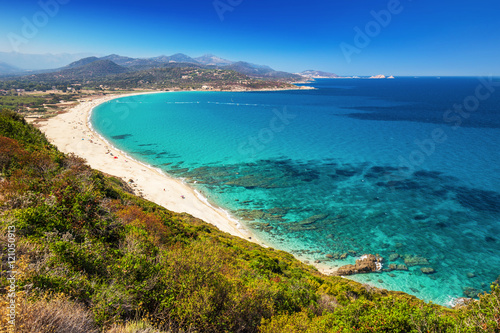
xmin=36 ymin=88 xmax=339 ymax=276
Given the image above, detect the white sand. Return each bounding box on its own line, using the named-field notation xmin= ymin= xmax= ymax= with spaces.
xmin=37 ymin=93 xmax=259 ymax=243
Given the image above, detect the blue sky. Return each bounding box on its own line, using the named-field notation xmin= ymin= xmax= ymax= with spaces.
xmin=1 ymin=0 xmax=500 ymax=75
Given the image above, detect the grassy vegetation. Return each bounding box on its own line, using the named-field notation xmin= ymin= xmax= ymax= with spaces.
xmin=0 ymin=96 xmax=46 ymax=112
xmin=0 ymin=93 xmax=80 ymax=114
xmin=0 ymin=107 xmax=499 ymax=332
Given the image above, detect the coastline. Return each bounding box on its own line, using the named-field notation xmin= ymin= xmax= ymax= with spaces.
xmin=23 ymin=81 xmax=493 ymax=308
xmin=35 ymin=88 xmax=339 ymax=276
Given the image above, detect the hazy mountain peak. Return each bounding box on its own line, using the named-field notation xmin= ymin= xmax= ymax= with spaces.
xmin=0 ymin=51 xmax=100 ymax=70
xmin=0 ymin=61 xmax=23 ymax=74
xmin=195 ymin=54 xmax=233 ymax=66
xmin=59 ymin=59 xmax=128 ymax=77
xmin=166 ymin=53 xmax=198 ymax=63
xmin=66 ymin=57 xmax=100 ymax=69
xmin=100 ymin=54 xmax=137 ymax=66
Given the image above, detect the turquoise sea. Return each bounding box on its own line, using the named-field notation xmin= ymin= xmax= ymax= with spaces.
xmin=91 ymin=77 xmax=500 ymax=305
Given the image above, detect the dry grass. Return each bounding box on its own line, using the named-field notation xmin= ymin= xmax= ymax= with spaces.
xmin=0 ymin=292 xmax=98 ymax=333
xmin=106 ymin=321 xmax=170 ymax=333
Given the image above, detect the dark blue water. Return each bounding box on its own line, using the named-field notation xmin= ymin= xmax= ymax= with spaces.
xmin=91 ymin=77 xmax=500 ymax=305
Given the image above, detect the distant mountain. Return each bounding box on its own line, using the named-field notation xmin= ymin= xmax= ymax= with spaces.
xmin=100 ymin=54 xmax=137 ymax=66
xmin=100 ymin=54 xmax=197 ymax=70
xmin=0 ymin=52 xmax=336 ymax=82
xmin=5 ymin=57 xmax=298 ymax=91
xmin=95 ymin=54 xmax=299 ymax=80
xmin=162 ymin=53 xmax=198 ymax=64
xmin=195 ymin=54 xmax=233 ymax=66
xmin=0 ymin=52 xmax=100 ymax=70
xmin=124 ymin=59 xmax=165 ymax=70
xmin=224 ymin=61 xmax=302 ymax=80
xmin=299 ymin=70 xmax=339 ymax=79
xmin=66 ymin=59 xmax=128 ymax=76
xmin=113 ymin=58 xmax=163 ymax=70
xmin=65 ymin=57 xmax=100 ymax=69
xmin=32 ymin=59 xmax=129 ymax=81
xmin=224 ymin=61 xmax=274 ymax=76
xmin=3 ymin=52 xmax=310 ymax=83
xmin=0 ymin=62 xmax=23 ymax=74
xmin=160 ymin=62 xmax=203 ymax=69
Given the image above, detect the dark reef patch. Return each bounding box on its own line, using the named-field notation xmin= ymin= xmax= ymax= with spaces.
xmin=454 ymin=187 xmax=500 ymax=213
xmin=337 ymin=104 xmax=500 ymax=129
xmin=133 ymin=150 xmax=157 ymax=156
xmin=111 ymin=134 xmax=132 ymax=140
xmin=364 ymin=165 xmax=399 ymax=179
xmin=413 ymin=170 xmax=443 ymax=179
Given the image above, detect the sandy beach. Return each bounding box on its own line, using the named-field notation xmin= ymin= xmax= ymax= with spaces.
xmin=36 ymin=92 xmax=259 ymax=243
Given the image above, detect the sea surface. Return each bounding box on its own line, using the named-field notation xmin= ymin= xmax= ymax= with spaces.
xmin=91 ymin=77 xmax=500 ymax=305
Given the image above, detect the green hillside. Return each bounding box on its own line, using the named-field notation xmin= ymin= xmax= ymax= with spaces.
xmin=0 ymin=108 xmax=499 ymax=332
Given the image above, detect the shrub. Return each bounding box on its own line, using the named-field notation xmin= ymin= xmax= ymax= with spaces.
xmin=0 ymin=292 xmax=98 ymax=333
xmin=0 ymin=136 xmax=27 ymax=173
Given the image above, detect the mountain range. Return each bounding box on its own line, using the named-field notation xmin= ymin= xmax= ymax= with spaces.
xmin=0 ymin=52 xmax=99 ymax=71
xmin=298 ymin=70 xmax=340 ymax=79
xmin=0 ymin=62 xmax=22 ymax=74
xmin=0 ymin=52 xmax=337 ymax=80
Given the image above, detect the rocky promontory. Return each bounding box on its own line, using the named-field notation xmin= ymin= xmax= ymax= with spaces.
xmin=335 ymin=254 xmax=383 ymax=276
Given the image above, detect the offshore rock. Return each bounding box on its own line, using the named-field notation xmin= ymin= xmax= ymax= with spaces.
xmin=237 ymin=209 xmax=286 ymax=222
xmin=452 ymin=298 xmax=473 ymax=309
xmin=335 ymin=254 xmax=383 ymax=276
xmin=404 ymin=255 xmax=429 ymax=267
xmin=463 ymin=287 xmax=481 ymax=298
xmin=389 ymin=253 xmax=400 ymax=261
xmin=298 ymin=213 xmax=329 ymax=225
xmin=389 ymin=263 xmax=408 ymax=271
xmin=421 ymin=267 xmax=436 ymax=274
xmin=248 ymin=222 xmax=270 ymax=231
xmin=288 ymin=225 xmax=318 ymax=231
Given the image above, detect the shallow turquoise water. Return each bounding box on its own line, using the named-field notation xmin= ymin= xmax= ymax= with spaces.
xmin=91 ymin=78 xmax=500 ymax=305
